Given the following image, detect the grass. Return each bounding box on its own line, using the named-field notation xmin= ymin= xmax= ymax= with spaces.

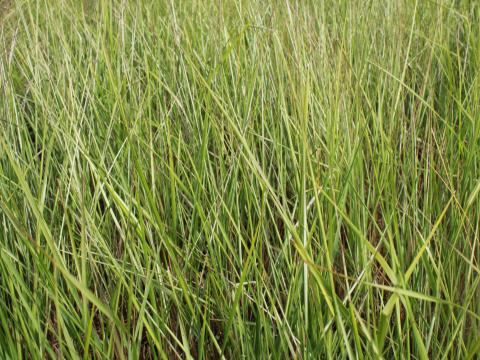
xmin=0 ymin=0 xmax=479 ymax=358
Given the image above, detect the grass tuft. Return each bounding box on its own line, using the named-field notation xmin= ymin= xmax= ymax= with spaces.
xmin=1 ymin=0 xmax=479 ymax=358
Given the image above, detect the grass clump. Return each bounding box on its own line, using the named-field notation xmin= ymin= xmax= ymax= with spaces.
xmin=0 ymin=0 xmax=479 ymax=358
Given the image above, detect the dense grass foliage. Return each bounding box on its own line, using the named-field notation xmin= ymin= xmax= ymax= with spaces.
xmin=0 ymin=0 xmax=479 ymax=358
